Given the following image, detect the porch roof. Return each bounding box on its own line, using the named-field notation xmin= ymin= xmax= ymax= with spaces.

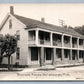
xmin=14 ymin=14 xmax=84 ymax=39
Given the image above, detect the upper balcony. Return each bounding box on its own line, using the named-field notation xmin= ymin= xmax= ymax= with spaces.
xmin=53 ymin=34 xmax=62 ymax=47
xmin=79 ymin=39 xmax=84 ymax=49
xmin=28 ymin=30 xmax=36 ymax=45
xmin=64 ymin=35 xmax=70 ymax=48
xmin=28 ymin=29 xmax=84 ymax=49
xmin=72 ymin=37 xmax=77 ymax=48
xmin=38 ymin=31 xmax=51 ymax=45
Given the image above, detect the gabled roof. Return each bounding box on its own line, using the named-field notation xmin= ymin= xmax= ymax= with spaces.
xmin=0 ymin=13 xmax=10 ymax=31
xmin=0 ymin=13 xmax=84 ymax=39
xmin=13 ymin=14 xmax=84 ymax=38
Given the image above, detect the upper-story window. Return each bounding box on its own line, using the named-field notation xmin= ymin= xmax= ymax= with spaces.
xmin=16 ymin=30 xmax=20 ymax=40
xmin=9 ymin=19 xmax=12 ymax=29
xmin=28 ymin=31 xmax=35 ymax=40
xmin=79 ymin=39 xmax=83 ymax=45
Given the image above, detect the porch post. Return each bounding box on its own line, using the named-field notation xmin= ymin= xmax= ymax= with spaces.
xmin=36 ymin=29 xmax=38 ymax=45
xmin=77 ymin=37 xmax=79 ymax=61
xmin=77 ymin=37 xmax=79 ymax=48
xmin=70 ymin=49 xmax=72 ymax=60
xmin=62 ymin=34 xmax=64 ymax=47
xmin=83 ymin=51 xmax=84 ymax=63
xmin=70 ymin=36 xmax=72 ymax=61
xmin=52 ymin=48 xmax=56 ymax=65
xmin=0 ymin=48 xmax=1 ymax=57
xmin=40 ymin=47 xmax=44 ymax=66
xmin=77 ymin=50 xmax=79 ymax=61
xmin=50 ymin=32 xmax=53 ymax=46
xmin=62 ymin=49 xmax=64 ymax=61
xmin=70 ymin=36 xmax=72 ymax=48
xmin=83 ymin=40 xmax=84 ymax=49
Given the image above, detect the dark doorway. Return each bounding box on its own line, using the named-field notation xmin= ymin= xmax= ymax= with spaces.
xmin=72 ymin=50 xmax=77 ymax=60
xmin=31 ymin=47 xmax=38 ymax=61
xmin=45 ymin=48 xmax=51 ymax=60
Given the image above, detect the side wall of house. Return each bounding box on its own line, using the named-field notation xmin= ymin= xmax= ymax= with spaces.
xmin=0 ymin=14 xmax=28 ymax=66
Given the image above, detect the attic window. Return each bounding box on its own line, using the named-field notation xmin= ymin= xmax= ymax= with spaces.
xmin=9 ymin=19 xmax=12 ymax=29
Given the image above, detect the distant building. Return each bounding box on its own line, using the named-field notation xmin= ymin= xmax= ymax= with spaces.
xmin=0 ymin=6 xmax=84 ymax=67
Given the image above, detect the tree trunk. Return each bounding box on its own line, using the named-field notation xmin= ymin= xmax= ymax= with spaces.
xmin=8 ymin=55 xmax=11 ymax=71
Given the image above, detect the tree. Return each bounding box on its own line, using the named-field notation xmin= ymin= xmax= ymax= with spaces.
xmin=74 ymin=25 xmax=84 ymax=35
xmin=0 ymin=34 xmax=17 ymax=70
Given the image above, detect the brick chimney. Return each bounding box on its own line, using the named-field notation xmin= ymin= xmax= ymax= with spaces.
xmin=41 ymin=17 xmax=45 ymax=23
xmin=10 ymin=6 xmax=14 ymax=15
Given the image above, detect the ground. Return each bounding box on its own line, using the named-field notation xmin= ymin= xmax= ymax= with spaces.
xmin=0 ymin=65 xmax=84 ymax=81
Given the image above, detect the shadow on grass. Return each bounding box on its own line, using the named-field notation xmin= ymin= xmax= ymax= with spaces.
xmin=0 ymin=69 xmax=23 ymax=72
xmin=36 ymin=68 xmax=56 ymax=71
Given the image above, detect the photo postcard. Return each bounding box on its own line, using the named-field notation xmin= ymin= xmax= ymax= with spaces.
xmin=0 ymin=3 xmax=84 ymax=81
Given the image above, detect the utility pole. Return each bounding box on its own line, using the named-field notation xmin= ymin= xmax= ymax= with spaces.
xmin=58 ymin=19 xmax=65 ymax=27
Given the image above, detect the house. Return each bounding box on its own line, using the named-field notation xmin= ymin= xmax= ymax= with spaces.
xmin=0 ymin=6 xmax=84 ymax=67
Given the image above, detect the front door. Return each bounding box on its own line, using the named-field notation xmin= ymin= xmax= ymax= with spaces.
xmin=45 ymin=48 xmax=52 ymax=64
xmin=31 ymin=47 xmax=39 ymax=65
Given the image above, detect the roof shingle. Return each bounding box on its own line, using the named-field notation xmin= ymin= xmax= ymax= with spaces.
xmin=13 ymin=14 xmax=84 ymax=38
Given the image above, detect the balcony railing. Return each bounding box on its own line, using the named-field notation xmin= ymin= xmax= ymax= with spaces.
xmin=39 ymin=40 xmax=51 ymax=45
xmin=64 ymin=43 xmax=70 ymax=47
xmin=79 ymin=45 xmax=84 ymax=49
xmin=53 ymin=41 xmax=62 ymax=47
xmin=28 ymin=40 xmax=36 ymax=45
xmin=72 ymin=44 xmax=77 ymax=48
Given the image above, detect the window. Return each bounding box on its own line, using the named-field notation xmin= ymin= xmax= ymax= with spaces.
xmin=72 ymin=50 xmax=77 ymax=60
xmin=16 ymin=47 xmax=20 ymax=59
xmin=9 ymin=19 xmax=12 ymax=29
xmin=46 ymin=48 xmax=51 ymax=60
xmin=64 ymin=50 xmax=69 ymax=58
xmin=79 ymin=51 xmax=83 ymax=58
xmin=56 ymin=49 xmax=61 ymax=58
xmin=79 ymin=39 xmax=83 ymax=45
xmin=16 ymin=30 xmax=20 ymax=40
xmin=31 ymin=47 xmax=38 ymax=61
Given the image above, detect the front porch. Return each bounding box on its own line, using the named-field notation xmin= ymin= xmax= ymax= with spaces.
xmin=28 ymin=47 xmax=84 ymax=67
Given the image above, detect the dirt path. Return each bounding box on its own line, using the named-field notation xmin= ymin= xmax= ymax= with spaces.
xmin=0 ymin=66 xmax=84 ymax=81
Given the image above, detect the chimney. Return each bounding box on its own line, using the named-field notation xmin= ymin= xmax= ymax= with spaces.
xmin=10 ymin=6 xmax=14 ymax=15
xmin=41 ymin=17 xmax=45 ymax=23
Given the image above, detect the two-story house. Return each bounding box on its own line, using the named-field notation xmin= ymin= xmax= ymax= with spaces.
xmin=0 ymin=6 xmax=84 ymax=67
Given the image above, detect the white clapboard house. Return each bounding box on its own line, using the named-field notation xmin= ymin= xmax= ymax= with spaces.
xmin=0 ymin=6 xmax=84 ymax=67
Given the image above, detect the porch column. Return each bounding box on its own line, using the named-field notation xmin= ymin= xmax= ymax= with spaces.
xmin=62 ymin=49 xmax=64 ymax=61
xmin=77 ymin=37 xmax=79 ymax=48
xmin=62 ymin=34 xmax=64 ymax=47
xmin=40 ymin=47 xmax=44 ymax=66
xmin=83 ymin=51 xmax=84 ymax=63
xmin=50 ymin=32 xmax=53 ymax=46
xmin=83 ymin=40 xmax=84 ymax=49
xmin=52 ymin=48 xmax=56 ymax=65
xmin=70 ymin=36 xmax=72 ymax=61
xmin=77 ymin=50 xmax=79 ymax=61
xmin=36 ymin=29 xmax=38 ymax=45
xmin=70 ymin=49 xmax=72 ymax=60
xmin=0 ymin=48 xmax=1 ymax=57
xmin=70 ymin=36 xmax=72 ymax=48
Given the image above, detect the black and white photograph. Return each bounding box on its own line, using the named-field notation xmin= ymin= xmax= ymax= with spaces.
xmin=0 ymin=4 xmax=84 ymax=80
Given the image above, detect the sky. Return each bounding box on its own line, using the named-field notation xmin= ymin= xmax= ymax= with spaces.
xmin=0 ymin=4 xmax=84 ymax=27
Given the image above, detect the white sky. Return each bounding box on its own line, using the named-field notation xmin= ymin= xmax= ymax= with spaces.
xmin=0 ymin=4 xmax=84 ymax=27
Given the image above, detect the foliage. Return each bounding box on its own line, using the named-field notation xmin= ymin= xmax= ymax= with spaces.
xmin=74 ymin=25 xmax=84 ymax=35
xmin=0 ymin=34 xmax=17 ymax=70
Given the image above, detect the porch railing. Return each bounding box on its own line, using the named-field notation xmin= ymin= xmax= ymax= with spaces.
xmin=53 ymin=41 xmax=62 ymax=47
xmin=64 ymin=43 xmax=71 ymax=47
xmin=79 ymin=45 xmax=84 ymax=49
xmin=28 ymin=40 xmax=36 ymax=45
xmin=72 ymin=44 xmax=77 ymax=48
xmin=39 ymin=40 xmax=51 ymax=45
